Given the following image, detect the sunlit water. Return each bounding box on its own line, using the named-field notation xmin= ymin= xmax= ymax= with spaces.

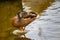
xmin=23 ymin=1 xmax=60 ymax=40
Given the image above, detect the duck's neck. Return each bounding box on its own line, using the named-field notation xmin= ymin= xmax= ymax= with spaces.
xmin=17 ymin=13 xmax=22 ymax=21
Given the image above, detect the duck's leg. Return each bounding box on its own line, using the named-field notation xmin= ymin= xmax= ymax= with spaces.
xmin=23 ymin=27 xmax=25 ymax=31
xmin=23 ymin=34 xmax=26 ymax=38
xmin=19 ymin=27 xmax=24 ymax=31
xmin=19 ymin=27 xmax=26 ymax=31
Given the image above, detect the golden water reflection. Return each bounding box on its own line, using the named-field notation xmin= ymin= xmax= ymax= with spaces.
xmin=13 ymin=30 xmax=41 ymax=40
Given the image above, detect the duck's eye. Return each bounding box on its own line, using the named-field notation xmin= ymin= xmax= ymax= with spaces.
xmin=24 ymin=16 xmax=35 ymax=18
xmin=30 ymin=12 xmax=35 ymax=14
xmin=24 ymin=16 xmax=30 ymax=18
xmin=30 ymin=12 xmax=37 ymax=15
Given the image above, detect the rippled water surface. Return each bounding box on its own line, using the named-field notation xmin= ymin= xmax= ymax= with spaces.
xmin=24 ymin=1 xmax=60 ymax=40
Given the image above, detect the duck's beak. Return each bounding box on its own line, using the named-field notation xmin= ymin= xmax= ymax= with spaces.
xmin=36 ymin=15 xmax=40 ymax=19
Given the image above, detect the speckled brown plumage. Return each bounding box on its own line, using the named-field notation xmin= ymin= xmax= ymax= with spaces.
xmin=11 ymin=11 xmax=37 ymax=31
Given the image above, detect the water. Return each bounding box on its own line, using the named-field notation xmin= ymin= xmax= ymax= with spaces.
xmin=23 ymin=0 xmax=55 ymax=13
xmin=24 ymin=1 xmax=60 ymax=40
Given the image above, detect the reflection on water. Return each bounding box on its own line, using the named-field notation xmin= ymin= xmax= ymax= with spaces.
xmin=12 ymin=29 xmax=42 ymax=40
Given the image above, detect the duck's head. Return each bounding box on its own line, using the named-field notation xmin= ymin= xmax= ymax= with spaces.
xmin=17 ymin=11 xmax=37 ymax=19
xmin=27 ymin=11 xmax=37 ymax=18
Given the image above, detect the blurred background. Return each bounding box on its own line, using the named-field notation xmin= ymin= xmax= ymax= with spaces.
xmin=0 ymin=0 xmax=55 ymax=40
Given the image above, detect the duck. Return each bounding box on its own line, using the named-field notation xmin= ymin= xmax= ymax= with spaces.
xmin=11 ymin=11 xmax=38 ymax=31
